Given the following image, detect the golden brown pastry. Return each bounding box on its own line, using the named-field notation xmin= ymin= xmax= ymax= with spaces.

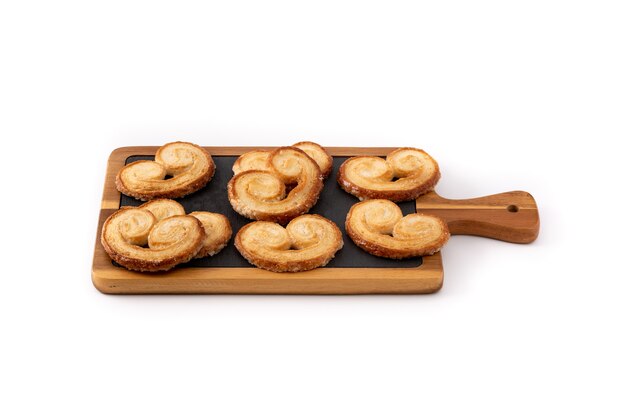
xmin=235 ymin=214 xmax=343 ymax=272
xmin=116 ymin=141 xmax=215 ymax=200
xmin=337 ymin=147 xmax=440 ymax=202
xmin=137 ymin=199 xmax=232 ymax=258
xmin=189 ymin=211 xmax=232 ymax=258
xmin=231 ymin=150 xmax=272 ymax=175
xmin=139 ymin=199 xmax=186 ymax=220
xmin=101 ymin=208 xmax=205 ymax=272
xmin=102 ymin=199 xmax=232 ymax=271
xmin=291 ymin=141 xmax=333 ymax=179
xmin=345 ymin=199 xmax=449 ymax=258
xmin=232 ymin=141 xmax=333 ymax=179
xmin=228 ymin=147 xmax=323 ymax=223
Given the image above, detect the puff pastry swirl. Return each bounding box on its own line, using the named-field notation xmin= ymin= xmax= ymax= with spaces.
xmin=235 ymin=214 xmax=343 ymax=272
xmin=232 ymin=141 xmax=333 ymax=179
xmin=345 ymin=199 xmax=449 ymax=258
xmin=338 ymin=148 xmax=440 ymax=202
xmin=116 ymin=141 xmax=215 ymax=200
xmin=137 ymin=199 xmax=231 ymax=258
xmin=228 ymin=146 xmax=324 ymax=223
xmin=101 ymin=208 xmax=205 ymax=272
xmin=101 ymin=199 xmax=231 ymax=271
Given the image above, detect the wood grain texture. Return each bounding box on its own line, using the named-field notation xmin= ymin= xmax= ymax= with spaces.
xmin=93 ymin=146 xmax=444 ymax=294
xmin=415 ymin=191 xmax=540 ymax=243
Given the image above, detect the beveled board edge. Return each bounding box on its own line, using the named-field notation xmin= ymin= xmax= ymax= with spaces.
xmin=92 ymin=146 xmax=444 ymax=294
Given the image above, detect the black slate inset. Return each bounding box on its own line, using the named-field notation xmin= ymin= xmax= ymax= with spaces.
xmin=119 ymin=155 xmax=422 ymax=269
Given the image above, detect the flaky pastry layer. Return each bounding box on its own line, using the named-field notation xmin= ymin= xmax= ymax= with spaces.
xmin=116 ymin=141 xmax=215 ymax=200
xmin=189 ymin=211 xmax=232 ymax=258
xmin=228 ymin=147 xmax=324 ymax=223
xmin=101 ymin=208 xmax=205 ymax=272
xmin=345 ymin=199 xmax=449 ymax=259
xmin=337 ymin=147 xmax=440 ymax=202
xmin=102 ymin=199 xmax=232 ymax=271
xmin=235 ymin=214 xmax=343 ymax=272
xmin=232 ymin=141 xmax=333 ymax=179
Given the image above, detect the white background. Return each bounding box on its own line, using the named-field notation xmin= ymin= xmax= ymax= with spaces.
xmin=1 ymin=1 xmax=625 ymax=416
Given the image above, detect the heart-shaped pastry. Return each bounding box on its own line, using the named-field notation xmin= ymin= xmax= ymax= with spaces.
xmin=346 ymin=199 xmax=449 ymax=258
xmin=338 ymin=147 xmax=440 ymax=202
xmin=235 ymin=214 xmax=343 ymax=272
xmin=116 ymin=141 xmax=215 ymax=200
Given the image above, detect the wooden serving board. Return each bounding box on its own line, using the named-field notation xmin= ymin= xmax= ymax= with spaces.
xmin=92 ymin=147 xmax=539 ymax=294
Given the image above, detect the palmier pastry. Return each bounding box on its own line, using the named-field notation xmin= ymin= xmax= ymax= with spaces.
xmin=345 ymin=199 xmax=449 ymax=259
xmin=291 ymin=141 xmax=333 ymax=179
xmin=116 ymin=141 xmax=215 ymax=200
xmin=101 ymin=207 xmax=205 ymax=272
xmin=232 ymin=141 xmax=333 ymax=179
xmin=235 ymin=214 xmax=343 ymax=272
xmin=102 ymin=199 xmax=232 ymax=270
xmin=189 ymin=211 xmax=232 ymax=258
xmin=228 ymin=147 xmax=323 ymax=223
xmin=137 ymin=199 xmax=232 ymax=258
xmin=338 ymin=147 xmax=440 ymax=202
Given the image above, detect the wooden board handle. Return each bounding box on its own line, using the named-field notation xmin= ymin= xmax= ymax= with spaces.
xmin=415 ymin=191 xmax=540 ymax=243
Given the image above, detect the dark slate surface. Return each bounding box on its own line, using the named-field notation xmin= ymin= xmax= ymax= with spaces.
xmin=119 ymin=155 xmax=422 ymax=268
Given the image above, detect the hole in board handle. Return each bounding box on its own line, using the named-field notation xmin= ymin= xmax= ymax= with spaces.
xmin=507 ymin=205 xmax=519 ymax=213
